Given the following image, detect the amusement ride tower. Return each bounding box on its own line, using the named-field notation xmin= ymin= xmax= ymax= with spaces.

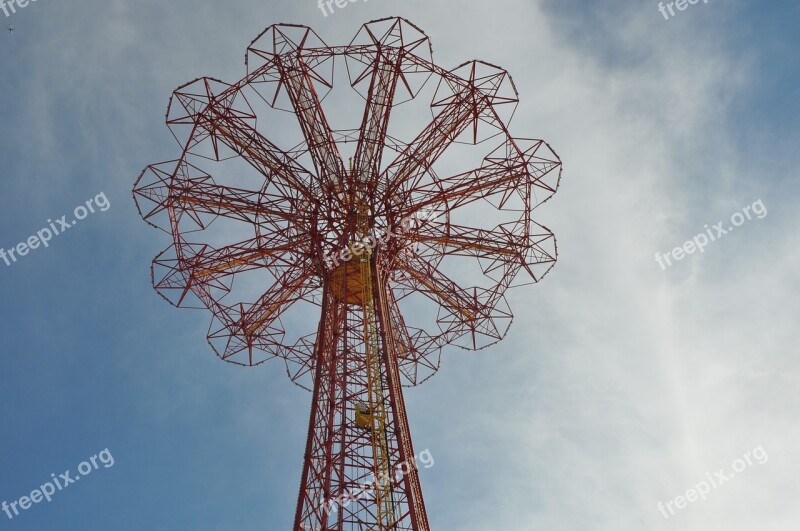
xmin=134 ymin=17 xmax=561 ymax=530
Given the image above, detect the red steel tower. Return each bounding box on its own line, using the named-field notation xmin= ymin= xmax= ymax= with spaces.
xmin=134 ymin=17 xmax=561 ymax=530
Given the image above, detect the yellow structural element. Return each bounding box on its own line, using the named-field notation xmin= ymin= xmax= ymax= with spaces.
xmin=355 ymin=402 xmax=374 ymax=430
xmin=330 ymin=259 xmax=370 ymax=305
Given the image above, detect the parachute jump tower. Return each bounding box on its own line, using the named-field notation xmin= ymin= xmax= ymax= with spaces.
xmin=134 ymin=17 xmax=561 ymax=530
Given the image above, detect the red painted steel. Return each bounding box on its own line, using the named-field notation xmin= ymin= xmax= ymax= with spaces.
xmin=134 ymin=17 xmax=561 ymax=530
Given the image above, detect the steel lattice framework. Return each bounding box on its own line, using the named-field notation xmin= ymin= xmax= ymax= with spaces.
xmin=134 ymin=17 xmax=561 ymax=531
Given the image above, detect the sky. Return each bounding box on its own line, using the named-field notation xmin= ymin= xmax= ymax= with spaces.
xmin=0 ymin=0 xmax=798 ymax=530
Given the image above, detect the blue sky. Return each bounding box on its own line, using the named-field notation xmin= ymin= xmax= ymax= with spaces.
xmin=1 ymin=0 xmax=798 ymax=530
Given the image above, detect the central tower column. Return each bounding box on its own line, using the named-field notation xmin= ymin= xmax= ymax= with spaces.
xmin=293 ymin=256 xmax=430 ymax=531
